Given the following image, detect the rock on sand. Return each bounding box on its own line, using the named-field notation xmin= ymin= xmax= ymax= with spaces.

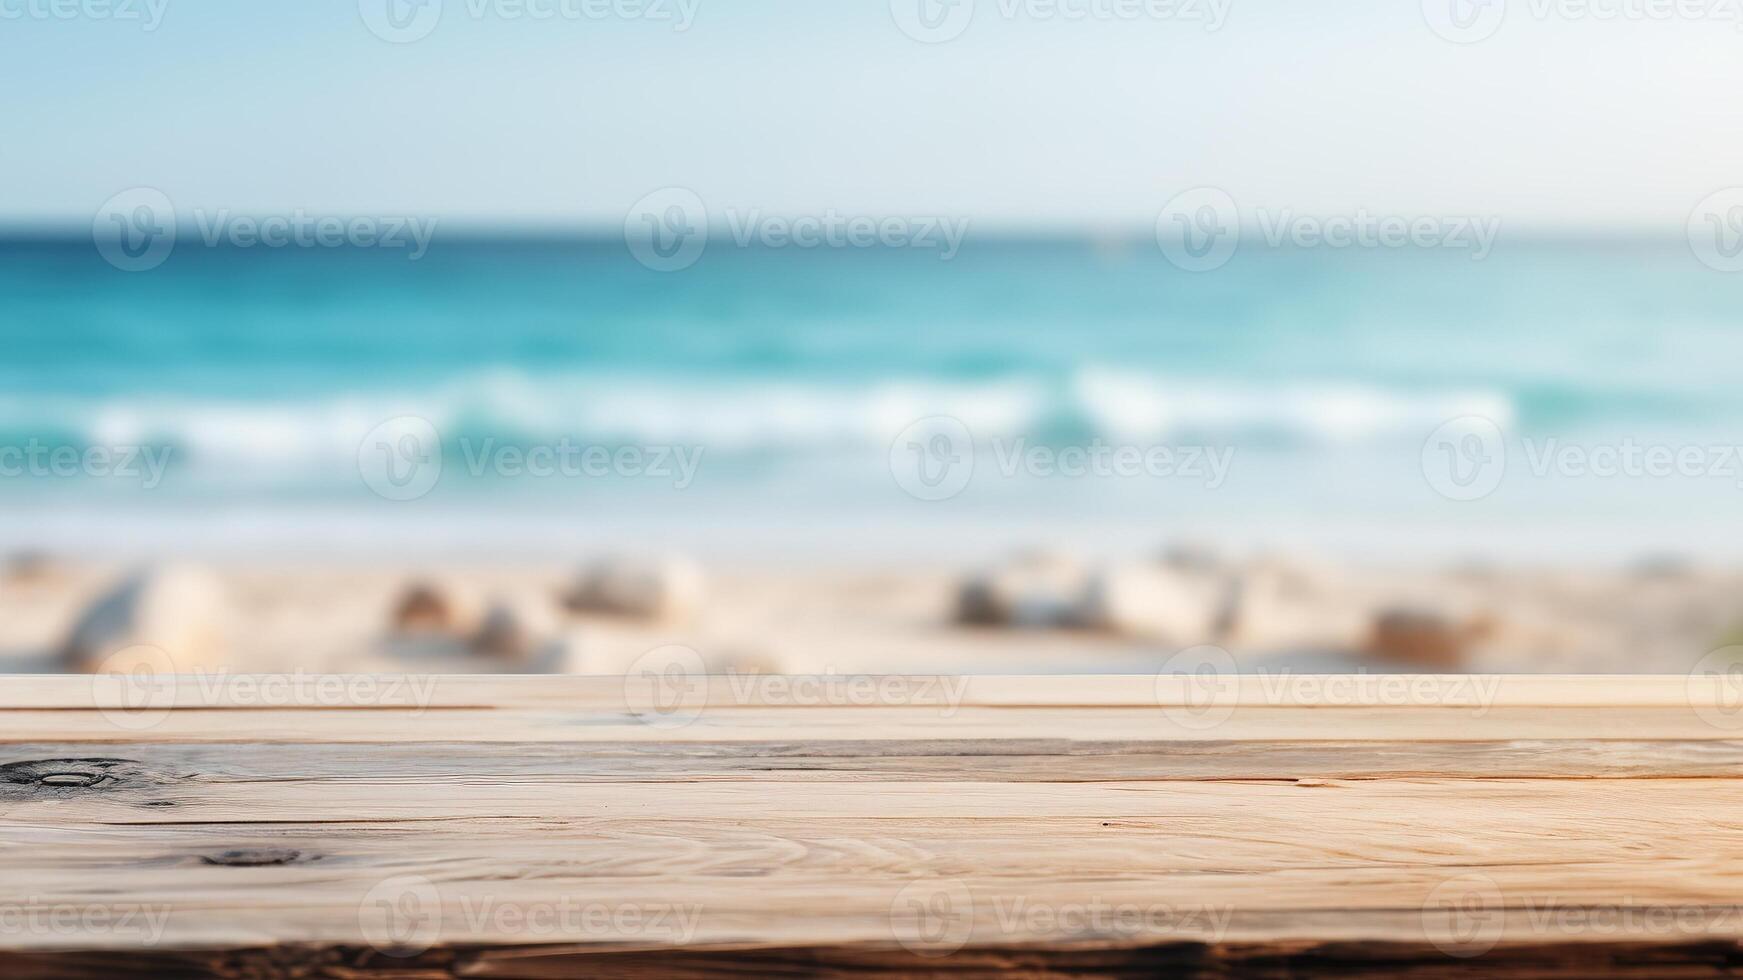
xmin=470 ymin=596 xmax=559 ymax=662
xmin=956 ymin=553 xmax=1224 ymax=641
xmin=1367 ymin=608 xmax=1495 ymax=669
xmin=62 ymin=565 xmax=229 ymax=673
xmin=391 ymin=579 xmax=482 ymax=636
xmin=564 ymin=555 xmax=706 ymax=624
xmin=1220 ymin=560 xmax=1368 ymax=652
xmin=955 ymin=551 xmax=1087 ymax=628
xmin=1077 ymin=563 xmax=1223 ymax=642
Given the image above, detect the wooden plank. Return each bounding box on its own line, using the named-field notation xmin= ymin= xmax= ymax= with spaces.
xmin=9 ymin=738 xmax=1743 ymax=781
xmin=5 ymin=673 xmax=1737 ymax=710
xmin=5 ymin=798 xmax=1743 ymax=903
xmin=7 ymin=704 xmax=1743 ymax=743
xmin=4 ymin=676 xmax=1743 ymax=978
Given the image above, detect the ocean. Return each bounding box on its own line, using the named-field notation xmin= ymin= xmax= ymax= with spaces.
xmin=2 ymin=235 xmax=1740 ymax=564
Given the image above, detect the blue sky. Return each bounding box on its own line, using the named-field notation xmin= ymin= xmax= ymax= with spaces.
xmin=3 ymin=0 xmax=1740 ymax=231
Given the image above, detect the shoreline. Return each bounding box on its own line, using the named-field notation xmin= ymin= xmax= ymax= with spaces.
xmin=3 ymin=500 xmax=1739 ymax=570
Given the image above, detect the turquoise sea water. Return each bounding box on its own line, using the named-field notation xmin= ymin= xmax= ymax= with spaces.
xmin=2 ymin=236 xmax=1741 ymax=562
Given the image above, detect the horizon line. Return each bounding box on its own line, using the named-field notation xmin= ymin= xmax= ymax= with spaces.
xmin=0 ymin=225 xmax=1698 ymax=246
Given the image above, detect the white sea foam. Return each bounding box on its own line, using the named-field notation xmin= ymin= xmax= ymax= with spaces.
xmin=1070 ymin=369 xmax=1517 ymax=445
xmin=0 ymin=368 xmax=1518 ymax=476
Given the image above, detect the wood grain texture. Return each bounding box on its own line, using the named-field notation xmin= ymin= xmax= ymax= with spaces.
xmin=5 ymin=673 xmax=1734 ymax=708
xmin=3 ymin=674 xmax=1743 ymax=978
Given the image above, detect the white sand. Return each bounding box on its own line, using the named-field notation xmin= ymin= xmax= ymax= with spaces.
xmin=4 ymin=554 xmax=1740 ymax=677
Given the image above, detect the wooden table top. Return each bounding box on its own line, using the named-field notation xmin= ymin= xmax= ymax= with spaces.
xmin=3 ymin=672 xmax=1743 ymax=978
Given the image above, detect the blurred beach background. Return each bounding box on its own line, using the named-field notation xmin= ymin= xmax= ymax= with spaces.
xmin=3 ymin=1 xmax=1743 ymax=676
